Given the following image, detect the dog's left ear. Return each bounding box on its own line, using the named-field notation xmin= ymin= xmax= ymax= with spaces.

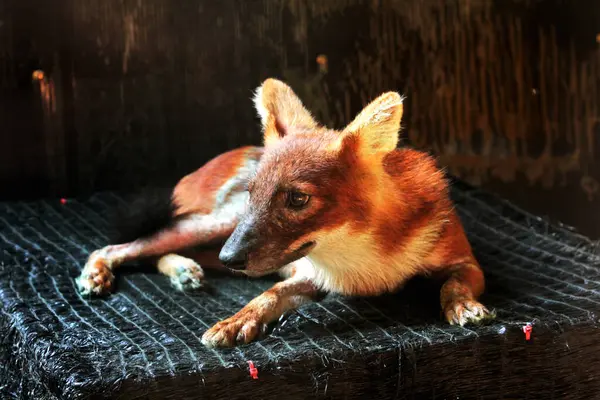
xmin=253 ymin=78 xmax=319 ymax=147
xmin=342 ymin=92 xmax=404 ymax=156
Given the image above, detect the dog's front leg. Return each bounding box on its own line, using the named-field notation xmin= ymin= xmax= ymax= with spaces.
xmin=76 ymin=215 xmax=236 ymax=295
xmin=202 ymin=276 xmax=322 ymax=347
xmin=440 ymin=261 xmax=493 ymax=326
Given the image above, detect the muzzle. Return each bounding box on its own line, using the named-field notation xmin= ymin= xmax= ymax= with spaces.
xmin=219 ymin=215 xmax=258 ymax=270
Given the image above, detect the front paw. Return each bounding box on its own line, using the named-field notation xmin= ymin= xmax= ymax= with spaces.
xmin=444 ymin=299 xmax=494 ymax=326
xmin=202 ymin=312 xmax=267 ymax=348
xmin=76 ymin=254 xmax=114 ymax=296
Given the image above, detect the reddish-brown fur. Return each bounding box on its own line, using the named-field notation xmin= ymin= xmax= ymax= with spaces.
xmin=77 ymin=78 xmax=491 ymax=349
xmin=173 ymin=146 xmax=263 ymax=216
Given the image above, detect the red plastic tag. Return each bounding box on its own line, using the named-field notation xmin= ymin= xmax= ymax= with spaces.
xmin=247 ymin=361 xmax=258 ymax=379
xmin=522 ymin=324 xmax=532 ymax=340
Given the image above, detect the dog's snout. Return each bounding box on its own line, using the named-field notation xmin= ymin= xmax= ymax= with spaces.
xmin=218 ymin=247 xmax=247 ymax=270
xmin=219 ymin=214 xmax=258 ymax=270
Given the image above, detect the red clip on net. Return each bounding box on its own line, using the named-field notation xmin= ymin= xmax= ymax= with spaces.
xmin=522 ymin=323 xmax=532 ymax=340
xmin=247 ymin=361 xmax=258 ymax=379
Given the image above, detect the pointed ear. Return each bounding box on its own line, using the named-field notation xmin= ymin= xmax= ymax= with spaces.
xmin=253 ymin=78 xmax=319 ymax=147
xmin=342 ymin=92 xmax=404 ymax=156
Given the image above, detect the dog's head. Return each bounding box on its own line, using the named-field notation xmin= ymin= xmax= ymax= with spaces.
xmin=219 ymin=78 xmax=404 ymax=276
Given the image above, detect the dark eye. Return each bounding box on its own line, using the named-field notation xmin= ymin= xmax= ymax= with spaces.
xmin=287 ymin=191 xmax=310 ymax=209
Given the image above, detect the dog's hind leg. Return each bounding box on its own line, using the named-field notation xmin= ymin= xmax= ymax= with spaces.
xmin=76 ymin=214 xmax=237 ymax=295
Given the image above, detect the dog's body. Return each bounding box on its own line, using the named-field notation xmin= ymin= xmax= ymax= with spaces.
xmin=76 ymin=79 xmax=491 ymax=348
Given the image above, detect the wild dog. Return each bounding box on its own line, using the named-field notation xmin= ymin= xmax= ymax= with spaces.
xmin=76 ymin=78 xmax=491 ymax=348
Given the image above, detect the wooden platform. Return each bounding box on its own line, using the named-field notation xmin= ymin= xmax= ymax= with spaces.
xmin=1 ymin=180 xmax=600 ymax=399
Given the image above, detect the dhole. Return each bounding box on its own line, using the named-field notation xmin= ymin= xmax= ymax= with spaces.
xmin=76 ymin=78 xmax=491 ymax=348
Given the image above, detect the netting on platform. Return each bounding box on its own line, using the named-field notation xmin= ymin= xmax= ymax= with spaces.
xmin=1 ymin=180 xmax=600 ymax=399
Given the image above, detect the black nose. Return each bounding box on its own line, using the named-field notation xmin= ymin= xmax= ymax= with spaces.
xmin=218 ymin=247 xmax=246 ymax=270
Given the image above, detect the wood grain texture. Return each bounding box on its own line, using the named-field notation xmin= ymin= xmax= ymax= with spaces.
xmin=0 ymin=0 xmax=599 ymax=236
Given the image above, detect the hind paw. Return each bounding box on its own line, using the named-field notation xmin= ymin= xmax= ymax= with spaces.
xmin=76 ymin=254 xmax=115 ymax=296
xmin=170 ymin=264 xmax=204 ymax=291
xmin=158 ymin=254 xmax=205 ymax=291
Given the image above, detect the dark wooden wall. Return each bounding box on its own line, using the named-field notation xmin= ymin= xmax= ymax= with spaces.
xmin=1 ymin=0 xmax=599 ymax=238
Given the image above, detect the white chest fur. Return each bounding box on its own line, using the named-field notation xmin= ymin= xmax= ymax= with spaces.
xmin=291 ymin=223 xmax=439 ymax=296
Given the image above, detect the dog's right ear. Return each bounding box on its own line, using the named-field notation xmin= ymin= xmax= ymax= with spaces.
xmin=253 ymin=79 xmax=319 ymax=147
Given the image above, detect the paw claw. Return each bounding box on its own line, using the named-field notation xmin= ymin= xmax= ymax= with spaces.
xmin=235 ymin=330 xmax=246 ymax=344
